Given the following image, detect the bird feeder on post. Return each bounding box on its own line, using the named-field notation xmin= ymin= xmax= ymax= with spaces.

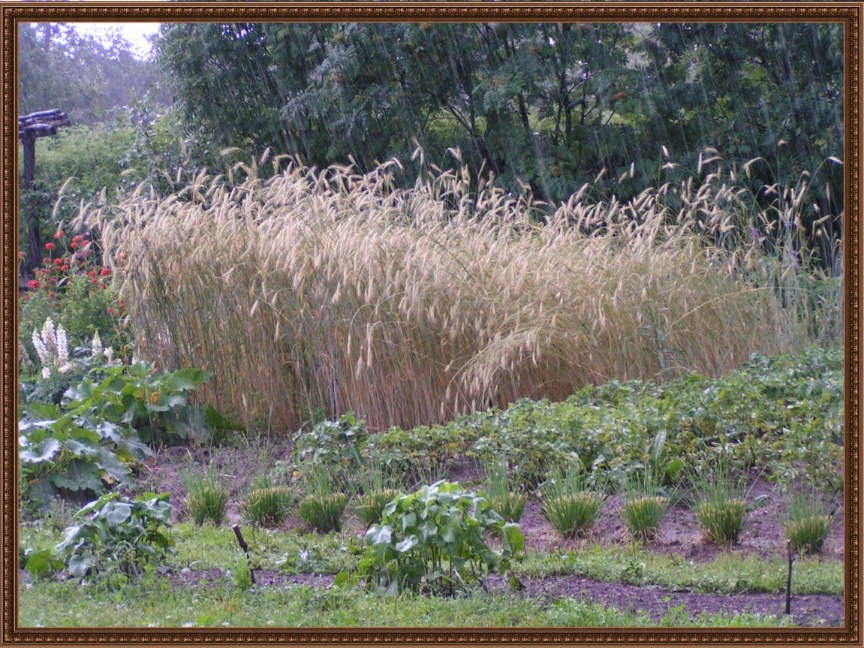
xmin=18 ymin=108 xmax=69 ymax=276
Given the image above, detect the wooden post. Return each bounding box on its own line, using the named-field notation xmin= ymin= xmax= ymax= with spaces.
xmin=232 ymin=524 xmax=257 ymax=585
xmin=20 ymin=130 xmax=44 ymax=276
xmin=18 ymin=109 xmax=68 ymax=276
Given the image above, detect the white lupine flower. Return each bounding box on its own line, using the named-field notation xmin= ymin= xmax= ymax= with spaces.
xmin=56 ymin=326 xmax=69 ymax=367
xmin=41 ymin=318 xmax=57 ymax=357
xmin=33 ymin=318 xmax=75 ymax=376
xmin=32 ymin=329 xmax=50 ymax=365
xmin=91 ymin=331 xmax=103 ymax=357
xmin=104 ymin=347 xmax=114 ymax=363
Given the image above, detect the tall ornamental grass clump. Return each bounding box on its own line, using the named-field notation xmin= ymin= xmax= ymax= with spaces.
xmin=77 ymin=152 xmax=842 ymax=432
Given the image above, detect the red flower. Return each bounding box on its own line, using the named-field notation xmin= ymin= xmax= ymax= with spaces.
xmin=45 ymin=242 xmax=55 ymax=251
xmin=54 ymin=230 xmax=64 ymax=239
xmin=48 ymin=291 xmax=55 ymax=299
xmin=60 ymin=265 xmax=69 ymax=272
xmin=53 ymin=258 xmax=62 ymax=265
xmin=107 ymin=307 xmax=115 ymax=314
xmin=70 ymin=241 xmax=77 ymax=249
xmin=99 ymin=268 xmax=111 ymax=276
xmin=17 ymin=251 xmax=24 ymax=259
xmin=48 ymin=277 xmax=57 ymax=283
xmin=26 ymin=280 xmax=39 ymax=289
xmin=87 ymin=270 xmax=97 ymax=278
xmin=42 ymin=257 xmax=49 ymax=265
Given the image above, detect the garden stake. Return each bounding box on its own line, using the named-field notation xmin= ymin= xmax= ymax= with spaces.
xmin=785 ymin=539 xmax=793 ymax=616
xmin=232 ymin=524 xmax=256 ymax=585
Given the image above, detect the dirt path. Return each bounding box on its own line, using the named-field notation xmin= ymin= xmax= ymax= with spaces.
xmin=160 ymin=568 xmax=842 ymax=627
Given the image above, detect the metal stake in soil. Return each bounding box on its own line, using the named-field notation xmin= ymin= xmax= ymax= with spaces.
xmin=232 ymin=524 xmax=257 ymax=585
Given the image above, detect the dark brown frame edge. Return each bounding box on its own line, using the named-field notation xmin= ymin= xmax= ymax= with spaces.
xmin=0 ymin=2 xmax=859 ymax=645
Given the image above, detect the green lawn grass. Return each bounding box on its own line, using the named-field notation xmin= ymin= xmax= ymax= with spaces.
xmin=19 ymin=577 xmax=794 ymax=628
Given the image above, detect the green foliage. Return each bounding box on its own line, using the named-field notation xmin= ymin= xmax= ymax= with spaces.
xmin=691 ymin=460 xmax=752 ymax=545
xmin=292 ymin=412 xmax=368 ymax=492
xmin=484 ymin=460 xmax=528 ymax=523
xmin=54 ymin=492 xmax=173 ymax=580
xmin=515 ymin=545 xmax=842 ymax=596
xmin=355 ymin=489 xmax=401 ymax=528
xmin=621 ymin=468 xmax=669 ymax=542
xmin=182 ymin=469 xmax=228 ymax=526
xmin=540 ymin=465 xmax=605 ymax=539
xmin=18 ymin=400 xmax=152 ymax=511
xmin=19 ymin=24 xmax=163 ymax=126
xmin=361 ymin=346 xmax=842 ymax=495
xmin=22 ymin=547 xmax=65 ymax=578
xmin=19 ymin=353 xmax=217 ymax=509
xmin=241 ymin=486 xmax=293 ymax=527
xmin=155 ymin=22 xmax=841 ymax=233
xmin=784 ymin=487 xmax=833 ymax=554
xmin=62 ymin=361 xmax=213 ymax=445
xmin=623 ymin=496 xmax=668 ymax=544
xmin=361 ymin=480 xmax=524 ymax=595
xmin=20 ymin=252 xmax=131 ymax=365
xmin=299 ymin=494 xmax=348 ymax=534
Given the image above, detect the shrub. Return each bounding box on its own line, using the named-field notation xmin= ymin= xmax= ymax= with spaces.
xmin=299 ymin=494 xmax=348 ymax=533
xmin=54 ymin=492 xmax=173 ymax=580
xmin=241 ymin=486 xmax=293 ymax=526
xmin=183 ymin=469 xmax=228 ymax=526
xmin=485 ymin=460 xmax=528 ymax=523
xmin=541 ymin=464 xmax=605 ymax=539
xmin=361 ymin=480 xmax=524 ymax=595
xmin=784 ymin=486 xmax=833 ymax=554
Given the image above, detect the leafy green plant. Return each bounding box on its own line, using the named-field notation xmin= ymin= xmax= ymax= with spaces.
xmin=361 ymin=480 xmax=524 ymax=595
xmin=541 ymin=464 xmax=605 ymax=539
xmin=18 ymin=400 xmax=152 ymax=510
xmin=784 ymin=486 xmax=833 ymax=554
xmin=485 ymin=460 xmax=527 ymax=523
xmin=63 ymin=361 xmax=214 ymax=445
xmin=54 ymin=492 xmax=173 ymax=580
xmin=182 ymin=468 xmax=228 ymax=526
xmin=241 ymin=485 xmax=293 ymax=527
xmin=291 ymin=412 xmax=368 ymax=492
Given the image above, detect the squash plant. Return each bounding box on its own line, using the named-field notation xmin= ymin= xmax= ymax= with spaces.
xmin=361 ymin=480 xmax=524 ymax=595
xmin=54 ymin=492 xmax=173 ymax=580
